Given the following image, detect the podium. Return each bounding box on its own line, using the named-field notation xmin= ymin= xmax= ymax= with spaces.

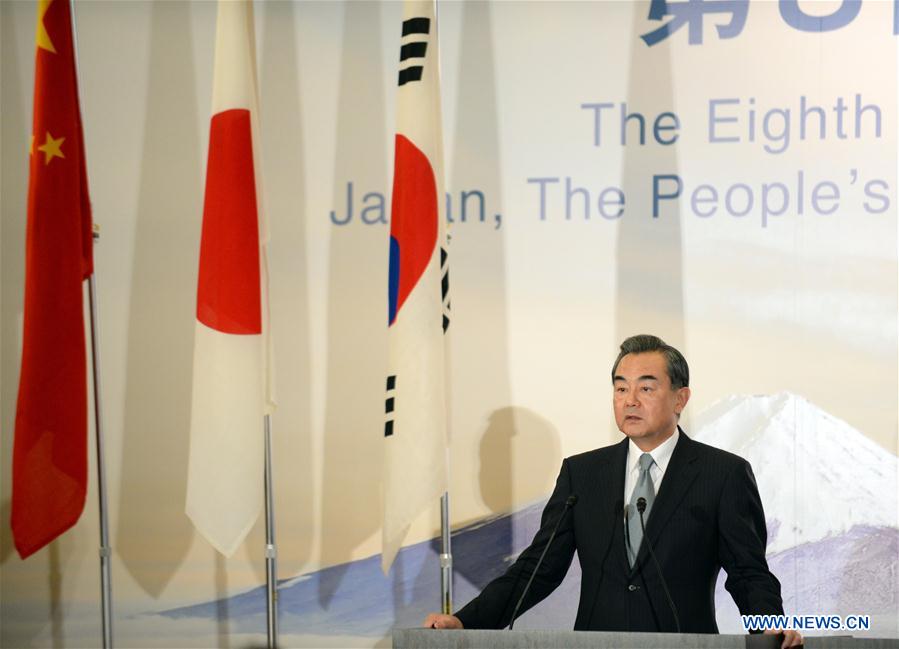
xmin=393 ymin=628 xmax=899 ymax=648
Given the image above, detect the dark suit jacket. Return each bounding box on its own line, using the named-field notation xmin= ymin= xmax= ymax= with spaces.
xmin=455 ymin=431 xmax=784 ymax=632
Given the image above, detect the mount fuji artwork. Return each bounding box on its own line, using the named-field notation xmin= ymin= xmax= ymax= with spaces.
xmin=157 ymin=393 xmax=898 ymax=642
xmin=692 ymin=393 xmax=898 ymax=635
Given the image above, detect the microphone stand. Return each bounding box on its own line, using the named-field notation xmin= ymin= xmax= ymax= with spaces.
xmin=637 ymin=497 xmax=680 ymax=633
xmin=508 ymin=495 xmax=578 ymax=630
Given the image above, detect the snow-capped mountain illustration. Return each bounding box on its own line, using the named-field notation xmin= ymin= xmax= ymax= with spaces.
xmin=692 ymin=392 xmax=897 ymax=554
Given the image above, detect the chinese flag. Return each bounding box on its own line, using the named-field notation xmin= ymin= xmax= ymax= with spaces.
xmin=12 ymin=0 xmax=94 ymax=559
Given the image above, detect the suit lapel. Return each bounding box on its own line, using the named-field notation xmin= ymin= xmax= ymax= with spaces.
xmin=633 ymin=430 xmax=701 ymax=571
xmin=595 ymin=438 xmax=631 ymax=574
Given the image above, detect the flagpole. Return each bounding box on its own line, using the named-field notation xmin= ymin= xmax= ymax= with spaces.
xmin=435 ymin=0 xmax=453 ymax=615
xmin=439 ymin=492 xmax=453 ymax=614
xmin=264 ymin=414 xmax=278 ymax=648
xmin=70 ymin=0 xmax=114 ymax=644
xmin=88 ymin=225 xmax=114 ymax=649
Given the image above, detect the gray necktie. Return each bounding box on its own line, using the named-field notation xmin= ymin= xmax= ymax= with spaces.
xmin=626 ymin=452 xmax=656 ymax=567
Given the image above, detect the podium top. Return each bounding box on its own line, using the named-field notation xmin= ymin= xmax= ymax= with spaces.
xmin=394 ymin=628 xmax=769 ymax=649
xmin=394 ymin=628 xmax=897 ymax=649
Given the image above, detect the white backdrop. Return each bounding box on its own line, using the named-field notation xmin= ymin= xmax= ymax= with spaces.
xmin=1 ymin=1 xmax=896 ymax=647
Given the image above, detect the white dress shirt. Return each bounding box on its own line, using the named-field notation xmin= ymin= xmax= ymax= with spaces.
xmin=624 ymin=428 xmax=679 ymax=505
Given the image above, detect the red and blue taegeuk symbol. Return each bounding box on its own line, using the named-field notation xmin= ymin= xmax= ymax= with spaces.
xmin=388 ymin=134 xmax=437 ymax=326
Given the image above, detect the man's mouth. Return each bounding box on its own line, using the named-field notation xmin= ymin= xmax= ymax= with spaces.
xmin=625 ymin=415 xmax=642 ymax=422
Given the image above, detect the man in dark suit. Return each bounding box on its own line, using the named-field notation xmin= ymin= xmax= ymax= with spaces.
xmin=424 ymin=334 xmax=801 ymax=648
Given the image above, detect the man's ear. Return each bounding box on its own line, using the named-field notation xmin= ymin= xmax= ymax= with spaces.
xmin=675 ymin=387 xmax=691 ymax=414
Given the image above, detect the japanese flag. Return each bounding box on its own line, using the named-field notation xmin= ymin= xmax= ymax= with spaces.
xmin=186 ymin=0 xmax=275 ymax=557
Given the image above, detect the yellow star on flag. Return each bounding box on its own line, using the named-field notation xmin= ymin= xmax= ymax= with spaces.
xmin=36 ymin=0 xmax=57 ymax=53
xmin=37 ymin=132 xmax=65 ymax=165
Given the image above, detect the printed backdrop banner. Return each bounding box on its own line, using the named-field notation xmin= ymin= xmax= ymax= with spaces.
xmin=0 ymin=2 xmax=896 ymax=648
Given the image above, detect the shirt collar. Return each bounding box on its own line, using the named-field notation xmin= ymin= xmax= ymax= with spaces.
xmin=627 ymin=427 xmax=680 ymax=474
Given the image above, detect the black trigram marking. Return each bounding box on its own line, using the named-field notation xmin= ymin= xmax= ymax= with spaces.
xmin=402 ymin=17 xmax=430 ymax=36
xmin=398 ymin=17 xmax=430 ymax=87
xmin=398 ymin=67 xmax=423 ymax=86
xmin=440 ymin=246 xmax=451 ymax=333
xmin=400 ymin=42 xmax=427 ymax=61
xmin=384 ymin=375 xmax=397 ymax=437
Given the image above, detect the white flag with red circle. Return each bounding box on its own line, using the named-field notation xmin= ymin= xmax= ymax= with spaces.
xmin=186 ymin=0 xmax=274 ymax=557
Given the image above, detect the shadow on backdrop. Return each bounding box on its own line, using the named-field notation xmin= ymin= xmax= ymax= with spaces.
xmin=0 ymin=501 xmax=13 ymax=566
xmin=615 ymin=2 xmax=686 ymax=355
xmin=466 ymin=407 xmax=562 ymax=592
xmin=116 ymin=0 xmax=200 ymax=598
xmin=243 ymin=0 xmax=315 ymax=586
xmin=319 ymin=0 xmax=389 ymax=611
xmin=478 ymin=408 xmax=561 ymax=520
xmin=413 ymin=405 xmax=562 ymax=617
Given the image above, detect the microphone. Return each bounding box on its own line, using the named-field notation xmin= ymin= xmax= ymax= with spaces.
xmin=508 ymin=494 xmax=578 ymax=630
xmin=636 ymin=497 xmax=681 ymax=633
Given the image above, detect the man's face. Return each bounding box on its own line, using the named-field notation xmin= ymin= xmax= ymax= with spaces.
xmin=613 ymin=351 xmax=690 ymax=451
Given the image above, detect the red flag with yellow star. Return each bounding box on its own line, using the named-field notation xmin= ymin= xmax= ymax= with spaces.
xmin=12 ymin=0 xmax=94 ymax=559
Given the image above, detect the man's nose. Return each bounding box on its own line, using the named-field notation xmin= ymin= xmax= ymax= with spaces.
xmin=625 ymin=388 xmax=640 ymax=406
